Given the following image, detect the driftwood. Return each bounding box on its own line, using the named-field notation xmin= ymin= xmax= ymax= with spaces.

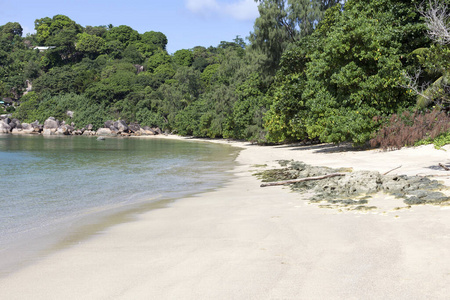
xmin=383 ymin=165 xmax=402 ymax=175
xmin=260 ymin=173 xmax=345 ymax=187
xmin=439 ymin=163 xmax=450 ymax=171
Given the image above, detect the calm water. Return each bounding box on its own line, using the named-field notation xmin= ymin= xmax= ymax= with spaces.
xmin=0 ymin=135 xmax=239 ymax=273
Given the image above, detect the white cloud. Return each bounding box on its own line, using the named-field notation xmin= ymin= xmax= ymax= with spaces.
xmin=185 ymin=0 xmax=258 ymax=21
xmin=186 ymin=0 xmax=220 ymax=15
xmin=224 ymin=0 xmax=259 ymax=21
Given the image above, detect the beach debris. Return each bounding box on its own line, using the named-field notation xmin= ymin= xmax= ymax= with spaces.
xmin=439 ymin=163 xmax=450 ymax=171
xmin=383 ymin=165 xmax=402 ymax=175
xmin=256 ymin=161 xmax=450 ymax=207
xmin=260 ymin=173 xmax=345 ymax=187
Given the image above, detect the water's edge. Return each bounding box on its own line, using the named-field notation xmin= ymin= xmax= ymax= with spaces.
xmin=0 ymin=136 xmax=242 ymax=277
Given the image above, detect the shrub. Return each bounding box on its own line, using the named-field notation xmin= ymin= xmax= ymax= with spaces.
xmin=370 ymin=109 xmax=450 ymax=150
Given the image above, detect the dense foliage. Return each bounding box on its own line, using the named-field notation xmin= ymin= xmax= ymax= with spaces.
xmin=2 ymin=0 xmax=450 ymax=146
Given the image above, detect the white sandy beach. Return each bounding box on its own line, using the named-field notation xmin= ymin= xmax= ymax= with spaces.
xmin=1 ymin=137 xmax=450 ymax=299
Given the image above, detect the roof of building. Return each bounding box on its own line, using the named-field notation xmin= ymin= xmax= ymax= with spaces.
xmin=33 ymin=46 xmax=56 ymax=51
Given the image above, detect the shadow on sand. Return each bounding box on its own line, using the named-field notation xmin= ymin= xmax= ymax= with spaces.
xmin=273 ymin=142 xmax=371 ymax=154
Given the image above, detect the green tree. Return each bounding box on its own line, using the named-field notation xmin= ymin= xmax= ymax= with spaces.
xmin=76 ymin=32 xmax=106 ymax=59
xmin=34 ymin=15 xmax=83 ymax=66
xmin=264 ymin=43 xmax=311 ymax=142
xmin=173 ymin=49 xmax=193 ymax=67
xmin=249 ymin=0 xmax=341 ymax=71
xmin=141 ymin=31 xmax=168 ymax=50
xmin=84 ymin=25 xmax=107 ymax=37
xmin=76 ymin=32 xmax=106 ymax=58
xmin=0 ymin=22 xmax=23 ymax=40
xmin=265 ymin=0 xmax=428 ymax=144
xmin=33 ymin=65 xmax=80 ymax=95
xmin=13 ymin=92 xmax=40 ymax=122
xmin=105 ymin=25 xmax=140 ymax=46
xmin=103 ymin=40 xmax=125 ymax=59
xmin=145 ymin=50 xmax=171 ymax=71
xmin=123 ymin=44 xmax=144 ymax=64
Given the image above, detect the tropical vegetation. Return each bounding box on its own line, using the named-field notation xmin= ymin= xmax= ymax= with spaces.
xmin=1 ymin=0 xmax=450 ymax=147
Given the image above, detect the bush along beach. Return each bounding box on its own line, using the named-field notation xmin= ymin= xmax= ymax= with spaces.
xmin=0 ymin=0 xmax=450 ymax=147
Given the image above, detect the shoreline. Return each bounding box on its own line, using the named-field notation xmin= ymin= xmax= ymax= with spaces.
xmin=0 ymin=135 xmax=240 ymax=278
xmin=1 ymin=136 xmax=450 ymax=298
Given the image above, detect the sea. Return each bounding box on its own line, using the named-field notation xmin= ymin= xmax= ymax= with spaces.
xmin=0 ymin=134 xmax=239 ymax=275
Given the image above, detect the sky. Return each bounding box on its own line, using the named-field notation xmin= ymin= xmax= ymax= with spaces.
xmin=0 ymin=0 xmax=259 ymax=53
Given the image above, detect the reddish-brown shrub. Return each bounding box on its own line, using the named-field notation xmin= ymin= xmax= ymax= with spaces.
xmin=370 ymin=109 xmax=450 ymax=150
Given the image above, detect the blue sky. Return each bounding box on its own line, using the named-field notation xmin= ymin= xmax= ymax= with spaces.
xmin=0 ymin=0 xmax=259 ymax=53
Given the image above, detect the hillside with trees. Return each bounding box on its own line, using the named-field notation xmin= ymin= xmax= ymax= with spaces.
xmin=1 ymin=0 xmax=450 ymax=147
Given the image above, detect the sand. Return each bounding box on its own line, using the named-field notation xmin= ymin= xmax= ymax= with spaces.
xmin=1 ymin=137 xmax=450 ymax=299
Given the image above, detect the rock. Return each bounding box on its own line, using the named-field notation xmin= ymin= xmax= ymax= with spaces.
xmin=82 ymin=130 xmax=96 ymax=136
xmin=12 ymin=118 xmax=20 ymax=128
xmin=128 ymin=122 xmax=141 ymax=133
xmin=11 ymin=126 xmax=34 ymax=134
xmin=104 ymin=120 xmax=114 ymax=128
xmin=97 ymin=128 xmax=117 ymax=136
xmin=114 ymin=120 xmax=128 ymax=132
xmin=262 ymin=160 xmax=450 ymax=208
xmin=408 ymin=190 xmax=428 ymax=199
xmin=0 ymin=121 xmax=11 ymax=133
xmin=381 ymin=175 xmax=410 ymax=193
xmin=140 ymin=127 xmax=155 ymax=135
xmin=3 ymin=117 xmax=11 ymax=124
xmin=58 ymin=125 xmax=73 ymax=135
xmin=11 ymin=128 xmax=24 ymax=134
xmin=30 ymin=121 xmax=43 ymax=133
xmin=109 ymin=126 xmax=119 ymax=134
xmin=404 ymin=196 xmax=425 ymax=205
xmin=64 ymin=125 xmax=74 ymax=135
xmin=44 ymin=117 xmax=59 ymax=129
xmin=97 ymin=136 xmax=106 ymax=141
xmin=134 ymin=64 xmax=144 ymax=74
xmin=66 ymin=110 xmax=74 ymax=118
xmin=152 ymin=127 xmax=162 ymax=135
xmin=86 ymin=124 xmax=93 ymax=130
xmin=8 ymin=120 xmax=17 ymax=130
xmin=422 ymin=192 xmax=450 ymax=203
xmin=42 ymin=128 xmax=56 ymax=135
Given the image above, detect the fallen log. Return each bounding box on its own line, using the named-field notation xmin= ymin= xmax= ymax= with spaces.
xmin=260 ymin=173 xmax=345 ymax=187
xmin=439 ymin=163 xmax=450 ymax=171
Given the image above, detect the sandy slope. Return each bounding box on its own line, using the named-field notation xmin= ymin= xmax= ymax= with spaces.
xmin=1 ymin=138 xmax=450 ymax=299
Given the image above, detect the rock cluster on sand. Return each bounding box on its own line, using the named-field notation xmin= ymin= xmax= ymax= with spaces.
xmin=257 ymin=160 xmax=450 ymax=207
xmin=0 ymin=115 xmax=163 ymax=137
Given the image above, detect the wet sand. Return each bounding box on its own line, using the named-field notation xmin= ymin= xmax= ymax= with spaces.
xmin=1 ymin=137 xmax=449 ymax=299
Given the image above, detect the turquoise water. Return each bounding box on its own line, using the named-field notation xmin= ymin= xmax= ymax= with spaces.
xmin=0 ymin=135 xmax=238 ymax=273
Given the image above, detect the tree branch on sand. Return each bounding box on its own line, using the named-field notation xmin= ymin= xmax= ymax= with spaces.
xmin=439 ymin=163 xmax=450 ymax=171
xmin=260 ymin=173 xmax=345 ymax=187
xmin=383 ymin=165 xmax=402 ymax=175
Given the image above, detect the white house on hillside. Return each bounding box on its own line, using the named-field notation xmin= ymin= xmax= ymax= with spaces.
xmin=33 ymin=46 xmax=56 ymax=52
